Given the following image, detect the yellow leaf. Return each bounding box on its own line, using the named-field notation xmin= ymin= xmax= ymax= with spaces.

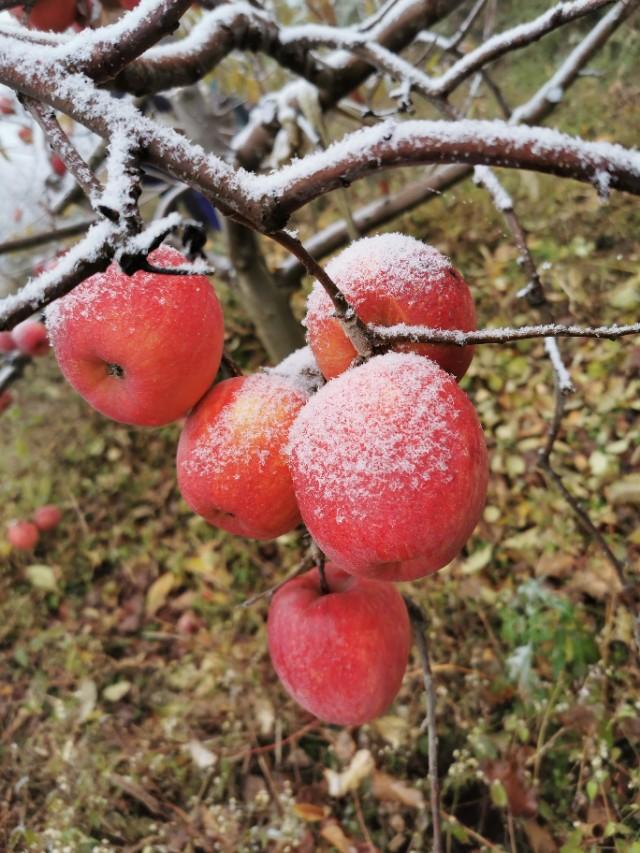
xmin=146 ymin=573 xmax=175 ymax=616
xmin=25 ymin=564 xmax=58 ymax=592
xmin=320 ymin=820 xmax=358 ymax=853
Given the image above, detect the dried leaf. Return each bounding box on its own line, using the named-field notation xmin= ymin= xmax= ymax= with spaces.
xmin=187 ymin=741 xmax=217 ymax=769
xmin=607 ymin=473 xmax=640 ymax=505
xmin=372 ymin=715 xmax=409 ymax=749
xmin=320 ymin=820 xmax=358 ymax=853
xmin=522 ymin=819 xmax=559 ymax=853
xmin=372 ymin=771 xmax=424 ymax=809
xmin=146 ymin=572 xmax=175 ymax=617
xmin=25 ymin=564 xmax=57 ymax=592
xmin=483 ymin=756 xmax=537 ymax=817
xmin=293 ymin=802 xmax=329 ymax=822
xmin=103 ymin=681 xmax=131 ymax=702
xmin=325 ymin=749 xmax=374 ymax=797
xmin=75 ymin=678 xmax=97 ymax=723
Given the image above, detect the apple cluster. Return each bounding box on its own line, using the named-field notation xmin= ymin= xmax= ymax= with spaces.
xmin=40 ymin=234 xmax=487 ymax=727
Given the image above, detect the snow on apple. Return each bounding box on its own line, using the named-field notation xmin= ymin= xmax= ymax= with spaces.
xmin=305 ymin=233 xmax=476 ymax=380
xmin=177 ymin=373 xmax=308 ymax=540
xmin=288 ymin=352 xmax=488 ymax=581
xmin=46 ymin=247 xmax=224 ymax=427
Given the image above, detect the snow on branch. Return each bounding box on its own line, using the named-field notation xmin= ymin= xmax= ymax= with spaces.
xmin=371 ymin=321 xmax=640 ymax=346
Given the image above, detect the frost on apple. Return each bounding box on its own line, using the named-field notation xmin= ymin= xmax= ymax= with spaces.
xmin=288 ymin=352 xmax=488 ymax=582
xmin=305 ymin=234 xmax=476 ymax=380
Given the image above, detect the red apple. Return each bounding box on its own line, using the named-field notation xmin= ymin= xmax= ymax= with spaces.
xmin=288 ymin=352 xmax=488 ymax=582
xmin=0 ymin=331 xmax=16 ymax=353
xmin=0 ymin=391 xmax=13 ymax=415
xmin=50 ymin=154 xmax=66 ymax=177
xmin=305 ymin=233 xmax=476 ymax=381
xmin=11 ymin=319 xmax=49 ymax=356
xmin=0 ymin=97 xmax=15 ymax=115
xmin=47 ymin=247 xmax=224 ymax=427
xmin=18 ymin=126 xmax=33 ymax=144
xmin=33 ymin=504 xmax=62 ymax=531
xmin=177 ymin=373 xmax=307 ymax=539
xmin=7 ymin=520 xmax=39 ymax=551
xmin=268 ymin=564 xmax=411 ymax=725
xmin=11 ymin=0 xmax=78 ymax=31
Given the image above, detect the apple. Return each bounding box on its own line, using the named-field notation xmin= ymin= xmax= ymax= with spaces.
xmin=7 ymin=520 xmax=39 ymax=551
xmin=18 ymin=127 xmax=33 ymax=144
xmin=47 ymin=247 xmax=224 ymax=427
xmin=50 ymin=154 xmax=66 ymax=178
xmin=0 ymin=97 xmax=15 ymax=115
xmin=0 ymin=331 xmax=16 ymax=353
xmin=11 ymin=0 xmax=78 ymax=31
xmin=33 ymin=504 xmax=62 ymax=531
xmin=305 ymin=233 xmax=476 ymax=381
xmin=11 ymin=319 xmax=49 ymax=356
xmin=0 ymin=391 xmax=13 ymax=415
xmin=268 ymin=564 xmax=411 ymax=725
xmin=288 ymin=352 xmax=488 ymax=581
xmin=119 ymin=0 xmax=140 ymax=8
xmin=177 ymin=373 xmax=307 ymax=539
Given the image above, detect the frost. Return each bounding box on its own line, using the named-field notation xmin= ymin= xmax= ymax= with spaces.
xmin=266 ymin=346 xmax=324 ymax=395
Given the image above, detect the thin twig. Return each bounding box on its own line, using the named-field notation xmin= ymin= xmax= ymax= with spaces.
xmin=239 ymin=558 xmax=313 ymax=608
xmin=404 ymin=596 xmax=443 ymax=853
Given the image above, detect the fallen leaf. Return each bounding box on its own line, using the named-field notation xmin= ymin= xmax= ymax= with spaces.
xmin=187 ymin=741 xmax=217 ymax=769
xmin=372 ymin=715 xmax=409 ymax=749
xmin=103 ymin=681 xmax=132 ymax=702
xmin=483 ymin=755 xmax=537 ymax=817
xmin=607 ymin=473 xmax=640 ymax=505
xmin=25 ymin=564 xmax=57 ymax=592
xmin=146 ymin=572 xmax=175 ymax=617
xmin=522 ymin=819 xmax=559 ymax=852
xmin=372 ymin=771 xmax=424 ymax=809
xmin=293 ymin=802 xmax=329 ymax=822
xmin=325 ymin=749 xmax=374 ymax=797
xmin=320 ymin=820 xmax=358 ymax=853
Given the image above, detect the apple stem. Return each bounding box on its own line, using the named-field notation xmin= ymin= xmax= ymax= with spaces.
xmin=404 ymin=595 xmax=443 ymax=853
xmin=317 ymin=551 xmax=330 ymax=596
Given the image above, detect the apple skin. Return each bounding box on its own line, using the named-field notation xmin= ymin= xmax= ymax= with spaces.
xmin=0 ymin=391 xmax=13 ymax=415
xmin=11 ymin=0 xmax=78 ymax=32
xmin=0 ymin=332 xmax=16 ymax=353
xmin=288 ymin=352 xmax=488 ymax=582
xmin=305 ymin=233 xmax=475 ymax=381
xmin=268 ymin=564 xmax=411 ymax=726
xmin=47 ymin=247 xmax=224 ymax=427
xmin=177 ymin=373 xmax=307 ymax=539
xmin=33 ymin=505 xmax=62 ymax=531
xmin=12 ymin=320 xmax=49 ymax=356
xmin=7 ymin=520 xmax=39 ymax=551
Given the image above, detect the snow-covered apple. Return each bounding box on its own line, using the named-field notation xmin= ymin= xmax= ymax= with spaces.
xmin=47 ymin=247 xmax=224 ymax=427
xmin=12 ymin=319 xmax=49 ymax=356
xmin=33 ymin=504 xmax=62 ymax=531
xmin=288 ymin=352 xmax=488 ymax=581
xmin=11 ymin=0 xmax=77 ymax=32
xmin=268 ymin=564 xmax=411 ymax=725
xmin=7 ymin=520 xmax=39 ymax=550
xmin=305 ymin=233 xmax=476 ymax=380
xmin=177 ymin=373 xmax=307 ymax=539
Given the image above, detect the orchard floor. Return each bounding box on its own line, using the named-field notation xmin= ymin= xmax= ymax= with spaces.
xmin=2 ymin=10 xmax=640 ymax=853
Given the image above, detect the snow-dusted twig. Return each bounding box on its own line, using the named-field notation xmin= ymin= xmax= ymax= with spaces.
xmin=404 ymin=596 xmax=443 ymax=853
xmin=371 ymin=320 xmax=640 ymax=346
xmin=0 ymin=220 xmax=98 ymax=257
xmin=23 ymin=97 xmax=105 ymax=206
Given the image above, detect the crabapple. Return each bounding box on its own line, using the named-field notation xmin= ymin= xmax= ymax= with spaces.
xmin=177 ymin=373 xmax=307 ymax=539
xmin=11 ymin=319 xmax=49 ymax=356
xmin=305 ymin=233 xmax=476 ymax=381
xmin=288 ymin=352 xmax=488 ymax=581
xmin=7 ymin=520 xmax=39 ymax=551
xmin=268 ymin=564 xmax=411 ymax=725
xmin=47 ymin=247 xmax=224 ymax=427
xmin=33 ymin=505 xmax=62 ymax=531
xmin=50 ymin=154 xmax=66 ymax=177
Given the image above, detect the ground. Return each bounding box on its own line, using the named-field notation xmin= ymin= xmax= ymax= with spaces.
xmin=1 ymin=5 xmax=639 ymax=852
